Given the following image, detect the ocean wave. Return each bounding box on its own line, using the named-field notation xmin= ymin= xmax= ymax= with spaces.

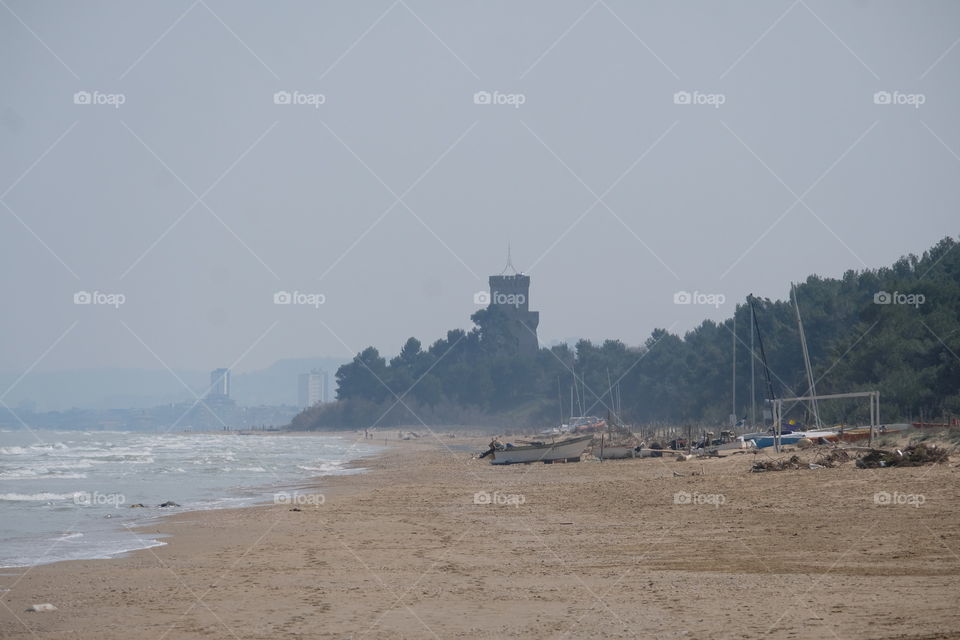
xmin=58 ymin=449 xmax=153 ymax=459
xmin=0 ymin=492 xmax=78 ymax=502
xmin=0 ymin=446 xmax=29 ymax=455
xmin=0 ymin=460 xmax=96 ymax=479
xmin=297 ymin=461 xmax=346 ymax=473
xmin=0 ymin=471 xmax=87 ymax=480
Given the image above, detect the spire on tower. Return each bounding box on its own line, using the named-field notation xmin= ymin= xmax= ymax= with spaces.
xmin=501 ymin=243 xmax=519 ymax=275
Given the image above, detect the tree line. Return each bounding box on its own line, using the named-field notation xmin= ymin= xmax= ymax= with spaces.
xmin=291 ymin=236 xmax=960 ymax=430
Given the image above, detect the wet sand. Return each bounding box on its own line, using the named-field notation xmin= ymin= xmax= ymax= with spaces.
xmin=2 ymin=435 xmax=959 ymax=639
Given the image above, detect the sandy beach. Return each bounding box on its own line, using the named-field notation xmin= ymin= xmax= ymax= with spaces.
xmin=2 ymin=434 xmax=959 ymax=639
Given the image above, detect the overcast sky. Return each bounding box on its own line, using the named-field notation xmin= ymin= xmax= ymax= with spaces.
xmin=1 ymin=0 xmax=958 ymax=376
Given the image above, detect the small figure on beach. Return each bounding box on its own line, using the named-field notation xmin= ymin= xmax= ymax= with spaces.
xmin=478 ymin=437 xmax=505 ymax=459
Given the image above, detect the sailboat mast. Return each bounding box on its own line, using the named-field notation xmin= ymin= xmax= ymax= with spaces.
xmin=732 ymin=312 xmax=737 ymax=424
xmin=750 ymin=305 xmax=757 ymax=428
xmin=571 ymin=364 xmax=581 ymax=417
xmin=749 ymin=294 xmax=779 ymax=449
xmin=557 ymin=376 xmax=563 ymax=426
xmin=748 ymin=295 xmax=776 ymax=409
xmin=792 ymin=283 xmax=822 ymax=429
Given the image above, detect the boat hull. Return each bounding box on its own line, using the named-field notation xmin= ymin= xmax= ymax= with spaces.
xmin=746 ymin=433 xmax=805 ymax=449
xmin=489 ymin=436 xmax=593 ymax=465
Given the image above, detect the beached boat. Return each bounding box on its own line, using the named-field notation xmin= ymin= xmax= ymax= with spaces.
xmin=838 ymin=423 xmax=911 ymax=441
xmin=487 ymin=435 xmax=593 ymax=465
xmin=796 ymin=429 xmax=839 ymax=443
xmin=742 ymin=432 xmax=805 ymax=449
xmin=698 ymin=437 xmax=757 ymax=454
xmin=743 ymin=429 xmax=838 ymax=449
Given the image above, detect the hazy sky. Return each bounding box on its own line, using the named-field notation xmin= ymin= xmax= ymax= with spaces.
xmin=1 ymin=0 xmax=958 ymax=376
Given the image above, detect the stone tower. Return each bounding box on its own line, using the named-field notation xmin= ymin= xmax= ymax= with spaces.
xmin=487 ymin=247 xmax=539 ymax=357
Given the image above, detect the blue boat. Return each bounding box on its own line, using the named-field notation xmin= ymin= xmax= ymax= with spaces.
xmin=743 ymin=432 xmax=805 ymax=449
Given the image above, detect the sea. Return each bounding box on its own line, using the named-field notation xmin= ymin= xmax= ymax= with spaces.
xmin=0 ymin=429 xmax=379 ymax=568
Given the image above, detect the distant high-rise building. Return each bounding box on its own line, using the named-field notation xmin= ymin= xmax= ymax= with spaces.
xmin=209 ymin=368 xmax=230 ymax=397
xmin=298 ymin=369 xmax=327 ymax=408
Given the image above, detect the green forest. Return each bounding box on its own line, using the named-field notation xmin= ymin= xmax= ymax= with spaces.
xmin=291 ymin=236 xmax=960 ymax=431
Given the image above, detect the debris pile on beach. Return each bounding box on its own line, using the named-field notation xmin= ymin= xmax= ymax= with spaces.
xmin=749 ymin=442 xmax=952 ymax=472
xmin=856 ymin=443 xmax=950 ymax=469
xmin=816 ymin=449 xmax=851 ymax=467
xmin=750 ymin=455 xmax=803 ymax=472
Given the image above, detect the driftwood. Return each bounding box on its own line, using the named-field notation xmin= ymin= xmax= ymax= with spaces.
xmin=857 ymin=443 xmax=949 ymax=469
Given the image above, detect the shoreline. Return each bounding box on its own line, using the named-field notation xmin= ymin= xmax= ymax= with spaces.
xmin=0 ymin=430 xmax=385 ymax=571
xmin=0 ymin=432 xmax=431 ymax=572
xmin=2 ymin=436 xmax=959 ymax=639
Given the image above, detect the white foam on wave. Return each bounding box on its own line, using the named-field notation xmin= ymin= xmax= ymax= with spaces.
xmin=0 ymin=460 xmax=96 ymax=479
xmin=0 ymin=492 xmax=77 ymax=502
xmin=0 ymin=446 xmax=29 ymax=455
xmin=297 ymin=461 xmax=349 ymax=474
xmin=12 ymin=442 xmax=71 ymax=452
xmin=0 ymin=470 xmax=87 ymax=480
xmin=59 ymin=448 xmax=153 ymax=459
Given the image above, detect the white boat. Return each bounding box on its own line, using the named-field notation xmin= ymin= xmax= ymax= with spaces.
xmin=699 ymin=437 xmax=757 ymax=454
xmin=488 ymin=435 xmax=593 ymax=465
xmin=594 ymin=444 xmax=636 ymax=460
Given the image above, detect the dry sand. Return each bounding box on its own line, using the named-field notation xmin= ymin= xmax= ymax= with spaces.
xmin=2 ymin=434 xmax=960 ymax=639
